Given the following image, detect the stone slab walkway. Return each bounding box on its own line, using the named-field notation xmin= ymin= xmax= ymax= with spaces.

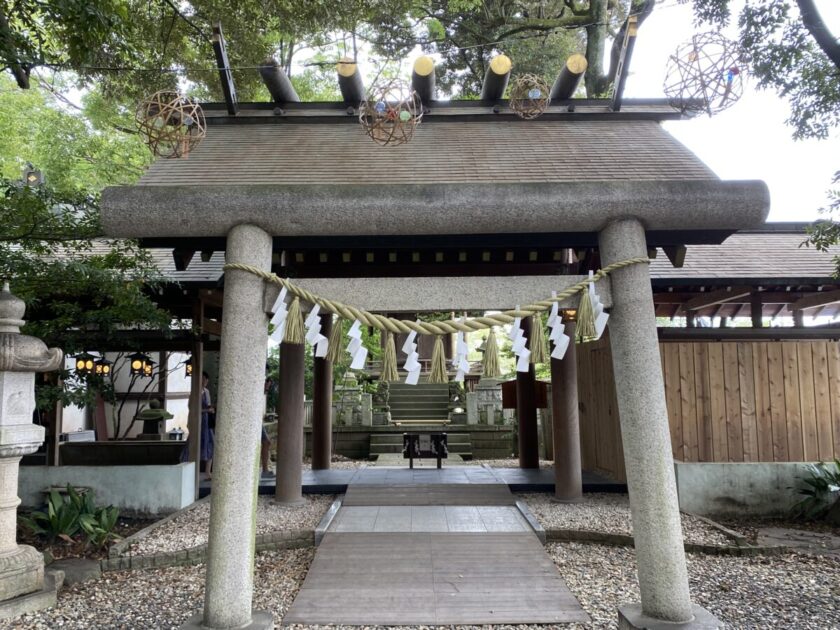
xmin=284 ymin=481 xmax=589 ymax=625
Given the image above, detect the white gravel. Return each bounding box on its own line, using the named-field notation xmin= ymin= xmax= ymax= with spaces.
xmin=302 ymin=459 xmax=366 ymax=471
xmin=4 ymin=548 xmax=313 ymax=630
xmin=6 ymin=545 xmax=838 ymax=629
xmin=520 ymin=492 xmax=733 ymax=546
xmin=475 ymin=458 xmax=554 ymax=469
xmin=124 ymin=495 xmax=335 ymax=556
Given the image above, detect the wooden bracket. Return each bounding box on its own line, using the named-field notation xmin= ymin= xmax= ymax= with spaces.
xmin=212 ymin=22 xmax=238 ymax=115
xmin=611 ymin=15 xmax=638 ymax=112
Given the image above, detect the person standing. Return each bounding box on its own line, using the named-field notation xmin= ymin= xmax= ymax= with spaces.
xmin=201 ymin=371 xmax=215 ymax=479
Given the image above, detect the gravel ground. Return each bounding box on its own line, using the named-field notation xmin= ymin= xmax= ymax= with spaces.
xmin=125 ymin=495 xmax=335 ymax=556
xmin=6 ymin=545 xmax=838 ymax=629
xmin=302 ymin=459 xmax=366 ymax=471
xmin=520 ymin=492 xmax=733 ymax=546
xmin=3 ymin=548 xmax=313 ymax=630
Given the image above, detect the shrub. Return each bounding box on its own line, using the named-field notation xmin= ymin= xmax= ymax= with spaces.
xmin=790 ymin=459 xmax=840 ymax=520
xmin=80 ymin=506 xmax=122 ymax=549
xmin=19 ymin=488 xmax=82 ymax=543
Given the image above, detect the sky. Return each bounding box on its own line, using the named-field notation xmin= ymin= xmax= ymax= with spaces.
xmin=626 ymin=0 xmax=840 ymax=222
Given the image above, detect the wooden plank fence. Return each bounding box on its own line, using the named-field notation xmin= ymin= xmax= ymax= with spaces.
xmin=578 ymin=336 xmax=840 ymax=482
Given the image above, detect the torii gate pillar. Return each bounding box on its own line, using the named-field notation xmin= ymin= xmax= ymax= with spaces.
xmin=185 ymin=224 xmax=274 ymax=630
xmin=598 ymin=219 xmax=721 ymax=629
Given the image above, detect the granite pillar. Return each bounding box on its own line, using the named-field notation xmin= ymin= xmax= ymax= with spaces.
xmin=275 ymin=337 xmax=304 ymax=505
xmin=551 ymin=320 xmax=582 ymax=501
xmin=0 ymin=283 xmax=62 ymax=614
xmin=197 ymin=225 xmax=273 ymax=630
xmin=599 ymin=219 xmax=717 ymax=627
xmin=311 ymin=314 xmax=332 ymax=470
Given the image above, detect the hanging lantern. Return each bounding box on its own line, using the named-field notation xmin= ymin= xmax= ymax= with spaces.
xmin=142 ymin=358 xmax=156 ymax=378
xmin=128 ymin=352 xmax=152 ymax=376
xmin=74 ymin=353 xmax=96 ymax=376
xmin=185 ymin=357 xmax=194 ymax=377
xmin=94 ymin=358 xmax=113 ymax=376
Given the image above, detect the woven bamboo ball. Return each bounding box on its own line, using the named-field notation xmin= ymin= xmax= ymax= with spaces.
xmin=508 ymin=74 xmax=551 ymax=120
xmin=136 ymin=91 xmax=206 ymax=158
xmin=358 ymin=80 xmax=423 ymax=146
xmin=663 ymin=32 xmax=745 ymax=116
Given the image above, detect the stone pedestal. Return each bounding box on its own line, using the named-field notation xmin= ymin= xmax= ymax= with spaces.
xmin=0 ymin=284 xmax=62 ymax=615
xmin=598 ymin=219 xmax=693 ymax=623
xmin=201 ymin=225 xmax=273 ymax=629
xmin=618 ymin=604 xmax=723 ymax=629
xmin=465 ymin=392 xmax=478 ymax=424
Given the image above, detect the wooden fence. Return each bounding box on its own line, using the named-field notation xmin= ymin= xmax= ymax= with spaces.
xmin=578 ymin=336 xmax=840 ymax=483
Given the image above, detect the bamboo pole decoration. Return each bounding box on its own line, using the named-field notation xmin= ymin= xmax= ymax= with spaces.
xmin=529 ymin=314 xmax=549 ymax=364
xmin=575 ymin=291 xmax=596 ymax=343
xmin=428 ymin=336 xmax=448 ymax=384
xmin=325 ymin=317 xmax=344 ymax=364
xmin=483 ymin=328 xmax=502 ymax=378
xmin=283 ymin=297 xmax=305 ymax=344
xmin=381 ymin=331 xmax=400 ymax=382
xmin=224 ymin=257 xmax=648 ymax=337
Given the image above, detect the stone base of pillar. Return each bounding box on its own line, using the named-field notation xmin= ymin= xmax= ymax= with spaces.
xmin=182 ymin=610 xmax=274 ymax=630
xmin=0 ymin=545 xmax=44 ymax=602
xmin=0 ymin=567 xmax=62 ymax=620
xmin=550 ymin=495 xmax=585 ymax=504
xmin=618 ymin=604 xmax=723 ymax=629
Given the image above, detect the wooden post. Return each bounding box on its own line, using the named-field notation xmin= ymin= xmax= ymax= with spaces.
xmin=276 ymin=339 xmax=305 ymax=504
xmin=793 ymin=309 xmax=805 ymax=327
xmin=412 ymin=56 xmax=436 ymax=105
xmin=751 ymin=292 xmax=763 ymax=328
xmin=187 ymin=337 xmax=203 ymax=499
xmin=311 ymin=314 xmax=333 ymax=470
xmin=551 ymin=320 xmax=582 ymax=501
xmin=517 ymin=316 xmax=539 ymax=469
xmin=686 ymin=312 xmax=696 ymax=328
xmin=337 ymin=57 xmax=365 ymax=105
xmin=259 ymin=59 xmax=300 ymax=103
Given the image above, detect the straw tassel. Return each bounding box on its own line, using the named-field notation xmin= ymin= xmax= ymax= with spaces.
xmin=381 ymin=331 xmax=400 ymax=382
xmin=283 ymin=297 xmax=305 ymax=344
xmin=428 ymin=336 xmax=448 ymax=384
xmin=482 ymin=328 xmax=502 ymax=378
xmin=325 ymin=317 xmax=344 ymax=364
xmin=575 ymin=290 xmax=596 ymax=343
xmin=529 ymin=314 xmax=548 ymax=364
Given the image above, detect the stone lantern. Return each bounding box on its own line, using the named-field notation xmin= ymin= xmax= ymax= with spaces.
xmin=0 ymin=282 xmax=63 ymax=616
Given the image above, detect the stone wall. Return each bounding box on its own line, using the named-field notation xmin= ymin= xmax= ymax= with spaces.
xmin=19 ymin=463 xmax=195 ymax=516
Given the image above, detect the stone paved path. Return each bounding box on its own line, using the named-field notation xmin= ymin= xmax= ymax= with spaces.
xmin=283 ymin=480 xmax=589 ymax=626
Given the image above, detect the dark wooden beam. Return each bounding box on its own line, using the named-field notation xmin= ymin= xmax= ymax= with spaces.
xmin=480 ymin=54 xmax=512 ymax=101
xmin=658 ymin=326 xmax=840 ymax=341
xmin=172 ymin=250 xmax=195 ymax=272
xmin=550 ymin=53 xmax=587 ymax=100
xmin=750 ymin=291 xmax=763 ymax=328
xmin=663 ymin=245 xmax=687 ymax=268
xmin=611 ymin=15 xmax=638 ymax=112
xmin=790 ymin=288 xmax=840 ymax=312
xmin=212 ymin=23 xmax=238 ymax=115
xmin=412 ymin=56 xmax=436 ymax=106
xmin=259 ymin=59 xmax=300 ymax=103
xmin=337 ymin=57 xmax=365 ymax=105
xmin=685 ymin=286 xmax=752 ymax=311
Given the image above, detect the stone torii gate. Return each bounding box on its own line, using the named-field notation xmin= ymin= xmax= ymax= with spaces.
xmin=104 ymin=177 xmax=768 ymax=630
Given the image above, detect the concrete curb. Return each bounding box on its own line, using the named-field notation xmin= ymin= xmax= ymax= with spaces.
xmin=314 ymin=496 xmax=343 ymax=546
xmin=101 ymin=529 xmax=314 ymax=572
xmin=543 ymin=528 xmax=791 ymax=556
xmin=515 ymin=499 xmax=546 ymax=544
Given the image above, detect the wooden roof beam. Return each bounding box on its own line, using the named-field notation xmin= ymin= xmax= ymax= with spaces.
xmin=611 ymin=16 xmax=638 ymax=112
xmin=685 ymin=286 xmax=752 ymax=311
xmin=663 ymin=245 xmax=687 ymax=268
xmin=337 ymin=58 xmax=364 ymax=106
xmin=259 ymin=59 xmax=300 ymax=104
xmin=480 ymin=54 xmax=512 ymax=101
xmin=212 ymin=23 xmax=237 ymax=115
xmin=412 ymin=56 xmax=436 ymax=106
xmin=172 ymin=250 xmax=195 ymax=272
xmin=790 ymin=288 xmax=840 ymax=311
xmin=550 ymin=53 xmax=587 ymax=100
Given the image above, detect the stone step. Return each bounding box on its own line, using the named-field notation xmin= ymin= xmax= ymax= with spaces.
xmin=370 ymin=434 xmax=471 ymax=445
